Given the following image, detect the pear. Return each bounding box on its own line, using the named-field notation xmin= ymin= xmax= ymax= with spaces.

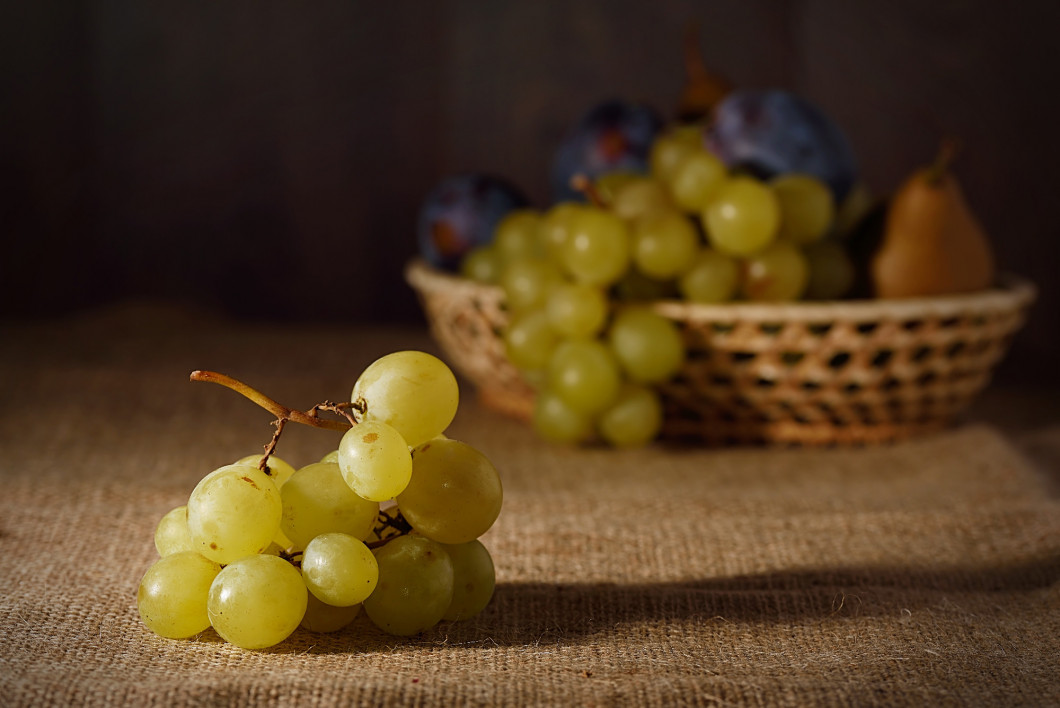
xmin=871 ymin=141 xmax=995 ymax=297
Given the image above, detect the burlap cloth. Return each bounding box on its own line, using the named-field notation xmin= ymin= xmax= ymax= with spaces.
xmin=1 ymin=304 xmax=1057 ymax=707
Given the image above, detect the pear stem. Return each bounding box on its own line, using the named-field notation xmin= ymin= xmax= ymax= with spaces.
xmin=927 ymin=138 xmax=961 ymax=185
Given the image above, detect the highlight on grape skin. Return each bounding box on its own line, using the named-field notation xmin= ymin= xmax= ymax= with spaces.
xmin=137 ymin=351 xmax=500 ymax=650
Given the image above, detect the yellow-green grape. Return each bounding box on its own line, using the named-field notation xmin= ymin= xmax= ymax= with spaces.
xmin=632 ymin=211 xmax=700 ymax=280
xmin=207 ymin=554 xmax=308 ymax=650
xmin=561 ymin=207 xmax=631 ymax=287
xmin=539 ymin=202 xmax=585 ymax=261
xmin=546 ymin=338 xmax=622 ymax=416
xmin=154 ymin=505 xmax=194 ymax=557
xmin=234 ymin=454 xmax=296 ymax=488
xmin=137 ymin=552 xmax=221 ymax=639
xmin=300 ymin=593 xmax=361 ymax=633
xmin=608 ymin=308 xmax=685 ymax=384
xmin=593 ymin=171 xmax=640 ymax=203
xmin=440 ymin=540 xmax=496 ymax=621
xmin=320 ymin=449 xmax=339 ymax=464
xmin=397 ymin=439 xmax=503 ymax=545
xmin=545 ymin=282 xmax=609 ymax=339
xmin=772 ymin=174 xmax=835 ymax=245
xmin=678 ymin=248 xmax=740 ymax=303
xmin=610 ymin=177 xmax=675 ymax=222
xmin=650 ymin=125 xmax=704 ymax=181
xmin=460 ymin=245 xmax=503 ymax=284
xmin=668 ymin=150 xmax=727 ymax=212
xmin=614 ymin=269 xmax=680 ymax=302
xmin=494 ymin=209 xmax=544 ymax=264
xmin=804 ymin=240 xmax=855 ymax=300
xmin=363 ymin=535 xmax=454 ymax=636
xmin=532 ymin=387 xmax=594 ymax=444
xmin=337 ymin=420 xmax=413 ymax=502
xmin=741 ymin=241 xmax=810 ymax=301
xmin=352 ymin=351 xmax=459 ymax=449
xmin=702 ymin=176 xmax=780 ymax=256
xmin=597 ymin=384 xmax=663 ymax=448
xmin=504 ymin=308 xmax=558 ymax=371
xmin=281 ymin=461 xmax=379 ymax=549
xmin=301 ymin=532 xmax=379 ymax=607
xmin=187 ymin=464 xmax=281 ymax=565
xmin=500 ymin=257 xmax=561 ymax=313
xmin=833 ymin=181 xmax=874 ymax=237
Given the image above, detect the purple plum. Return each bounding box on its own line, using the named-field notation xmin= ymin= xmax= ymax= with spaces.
xmin=707 ymin=90 xmax=857 ymax=202
xmin=417 ymin=173 xmax=528 ymax=271
xmin=550 ymin=99 xmax=663 ymax=203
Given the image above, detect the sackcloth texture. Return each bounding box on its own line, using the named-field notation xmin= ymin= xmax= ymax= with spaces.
xmin=1 ymin=304 xmax=1057 ymax=707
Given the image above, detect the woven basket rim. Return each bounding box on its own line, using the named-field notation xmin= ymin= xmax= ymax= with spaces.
xmin=406 ymin=258 xmax=1037 ymax=322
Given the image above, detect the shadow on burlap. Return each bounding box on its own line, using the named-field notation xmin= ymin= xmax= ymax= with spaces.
xmin=0 ymin=306 xmax=1057 ymax=706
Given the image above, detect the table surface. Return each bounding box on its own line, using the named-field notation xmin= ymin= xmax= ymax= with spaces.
xmin=1 ymin=302 xmax=1058 ymax=707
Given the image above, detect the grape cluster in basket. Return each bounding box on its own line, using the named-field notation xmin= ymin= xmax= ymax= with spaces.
xmin=138 ymin=352 xmax=501 ymax=650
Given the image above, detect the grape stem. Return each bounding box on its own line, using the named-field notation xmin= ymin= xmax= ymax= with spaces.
xmin=189 ymin=371 xmax=354 ymax=432
xmin=569 ymin=174 xmax=609 ymax=208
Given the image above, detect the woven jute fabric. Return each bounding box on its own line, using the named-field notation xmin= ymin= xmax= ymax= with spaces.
xmin=1 ymin=304 xmax=1057 ymax=707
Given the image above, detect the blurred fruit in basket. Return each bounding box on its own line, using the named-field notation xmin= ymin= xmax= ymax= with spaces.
xmin=871 ymin=141 xmax=995 ymax=297
xmin=417 ymin=173 xmax=528 ymax=271
xmin=707 ymin=89 xmax=858 ymax=203
xmin=550 ymin=99 xmax=663 ymax=202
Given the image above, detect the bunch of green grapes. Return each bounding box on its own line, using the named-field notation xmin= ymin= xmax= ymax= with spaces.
xmin=457 ymin=126 xmax=869 ymax=446
xmin=138 ymin=352 xmax=502 ymax=649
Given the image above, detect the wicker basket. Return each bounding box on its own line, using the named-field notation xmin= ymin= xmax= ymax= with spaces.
xmin=406 ymin=259 xmax=1036 ymax=446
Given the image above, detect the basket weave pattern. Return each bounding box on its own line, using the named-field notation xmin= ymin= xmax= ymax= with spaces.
xmin=406 ymin=260 xmax=1035 ymax=445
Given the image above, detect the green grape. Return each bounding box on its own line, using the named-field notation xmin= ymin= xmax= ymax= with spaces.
xmin=772 ymin=174 xmax=835 ymax=245
xmin=352 ymin=351 xmax=459 ymax=449
xmin=678 ymin=248 xmax=740 ymax=303
xmin=337 ymin=420 xmax=414 ymax=502
xmin=137 ymin=552 xmax=221 ymax=639
xmin=319 ymin=449 xmax=339 ymax=464
xmin=594 ymin=171 xmax=640 ymax=203
xmin=539 ymin=202 xmax=586 ymax=261
xmin=235 ymin=454 xmax=297 ymax=488
xmin=504 ymin=308 xmax=558 ymax=371
xmin=440 ymin=540 xmax=496 ymax=621
xmin=650 ymin=125 xmax=704 ymax=181
xmin=561 ymin=207 xmax=631 ymax=287
xmin=608 ymin=308 xmax=685 ymax=384
xmin=281 ymin=461 xmax=379 ymax=549
xmin=207 ymin=554 xmax=308 ymax=650
xmin=531 ymin=387 xmax=594 ymax=444
xmin=702 ymin=176 xmax=780 ymax=256
xmin=633 ymin=211 xmax=700 ymax=280
xmin=545 ymin=282 xmax=608 ymax=339
xmin=154 ymin=505 xmax=194 ymax=557
xmin=804 ymin=240 xmax=855 ymax=300
xmin=613 ymin=269 xmax=680 ymax=302
xmin=833 ymin=181 xmax=874 ymax=237
xmin=397 ymin=438 xmax=503 ymax=545
xmin=500 ymin=257 xmax=561 ymax=313
xmin=597 ymin=384 xmax=663 ymax=447
xmin=460 ymin=245 xmax=503 ymax=284
xmin=668 ymin=150 xmax=727 ymax=212
xmin=301 ymin=532 xmax=379 ymax=607
xmin=741 ymin=241 xmax=809 ymax=301
xmin=610 ymin=177 xmax=674 ymax=222
xmin=363 ymin=535 xmax=454 ymax=636
xmin=300 ymin=593 xmax=361 ymax=633
xmin=187 ymin=464 xmax=282 ymax=565
xmin=546 ymin=338 xmax=622 ymax=415
xmin=494 ymin=209 xmax=544 ymax=263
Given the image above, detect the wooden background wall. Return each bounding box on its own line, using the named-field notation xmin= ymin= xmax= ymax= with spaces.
xmin=2 ymin=1 xmax=1058 ymax=381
